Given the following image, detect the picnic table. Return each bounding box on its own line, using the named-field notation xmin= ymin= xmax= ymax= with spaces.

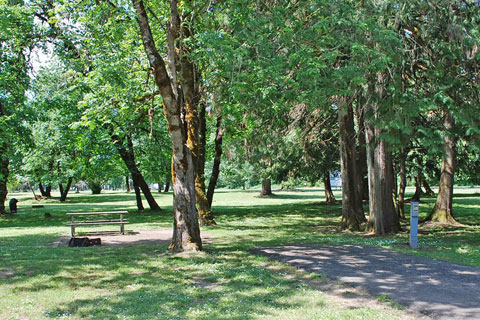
xmin=66 ymin=211 xmax=129 ymax=237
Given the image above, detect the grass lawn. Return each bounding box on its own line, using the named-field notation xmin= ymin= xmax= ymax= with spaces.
xmin=0 ymin=187 xmax=479 ymax=319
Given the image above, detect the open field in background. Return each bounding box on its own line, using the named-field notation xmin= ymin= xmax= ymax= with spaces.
xmin=1 ymin=187 xmax=479 ymax=319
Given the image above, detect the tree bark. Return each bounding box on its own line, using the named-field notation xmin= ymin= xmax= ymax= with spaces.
xmin=126 ymin=176 xmax=131 ymax=192
xmin=422 ymin=177 xmax=435 ymax=196
xmin=59 ymin=183 xmax=64 ymax=197
xmin=365 ymin=128 xmax=400 ymax=234
xmin=355 ymin=100 xmax=369 ymax=201
xmin=365 ymin=77 xmax=400 ymax=235
xmin=89 ymin=183 xmax=102 ymax=194
xmin=412 ymin=175 xmax=423 ymax=201
xmin=60 ymin=177 xmax=73 ymax=202
xmin=39 ymin=182 xmax=47 ymax=197
xmin=29 ymin=183 xmax=39 ymax=200
xmin=338 ymin=97 xmax=366 ymax=230
xmin=195 ymin=103 xmax=216 ymax=225
xmin=0 ymin=79 xmax=9 ymax=214
xmin=45 ymin=185 xmax=52 ymax=197
xmin=132 ymin=175 xmax=144 ymax=211
xmin=261 ymin=179 xmax=273 ymax=196
xmin=426 ymin=112 xmax=457 ymax=223
xmin=207 ymin=115 xmax=223 ymax=207
xmin=0 ymin=158 xmax=8 ymax=215
xmin=323 ymin=171 xmax=336 ymax=203
xmin=397 ymin=149 xmax=407 ymax=220
xmin=112 ymin=134 xmax=160 ymax=211
xmin=133 ymin=0 xmax=201 ymax=252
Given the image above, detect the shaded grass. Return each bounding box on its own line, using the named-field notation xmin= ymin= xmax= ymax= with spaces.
xmin=0 ymin=187 xmax=479 ymax=319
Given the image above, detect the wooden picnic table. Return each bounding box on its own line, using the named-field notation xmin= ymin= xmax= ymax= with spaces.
xmin=66 ymin=211 xmax=129 ymax=237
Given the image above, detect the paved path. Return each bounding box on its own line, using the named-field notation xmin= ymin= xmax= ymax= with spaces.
xmin=251 ymin=244 xmax=480 ymax=320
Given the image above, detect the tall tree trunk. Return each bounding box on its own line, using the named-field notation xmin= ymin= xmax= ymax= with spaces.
xmin=207 ymin=115 xmax=223 ymax=207
xmin=59 ymin=183 xmax=64 ymax=197
xmin=133 ymin=0 xmax=201 ymax=252
xmin=60 ymin=177 xmax=73 ymax=202
xmin=45 ymin=185 xmax=52 ymax=197
xmin=365 ymin=128 xmax=401 ymax=234
xmin=261 ymin=179 xmax=273 ymax=196
xmin=355 ymin=100 xmax=369 ymax=201
xmin=132 ymin=176 xmax=144 ymax=211
xmin=0 ymin=97 xmax=9 ymax=214
xmin=0 ymin=159 xmax=8 ymax=215
xmin=164 ymin=181 xmax=170 ymax=193
xmin=426 ymin=112 xmax=457 ymax=223
xmin=126 ymin=176 xmax=131 ymax=192
xmin=323 ymin=171 xmax=336 ymax=203
xmin=195 ymin=103 xmax=216 ymax=225
xmin=338 ymin=97 xmax=366 ymax=230
xmin=365 ymin=76 xmax=400 ymax=235
xmin=397 ymin=149 xmax=407 ymax=220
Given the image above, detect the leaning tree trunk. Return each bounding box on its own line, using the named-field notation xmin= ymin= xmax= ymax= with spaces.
xmin=397 ymin=149 xmax=407 ymax=220
xmin=207 ymin=115 xmax=223 ymax=207
xmin=261 ymin=179 xmax=273 ymax=196
xmin=195 ymin=103 xmax=216 ymax=225
xmin=426 ymin=112 xmax=457 ymax=224
xmin=338 ymin=97 xmax=366 ymax=230
xmin=422 ymin=178 xmax=435 ymax=196
xmin=60 ymin=177 xmax=73 ymax=202
xmin=132 ymin=176 xmax=144 ymax=211
xmin=133 ymin=0 xmax=201 ymax=252
xmin=323 ymin=171 xmax=336 ymax=203
xmin=112 ymin=134 xmax=160 ymax=211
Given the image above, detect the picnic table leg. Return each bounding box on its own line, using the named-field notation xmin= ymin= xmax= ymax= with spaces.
xmin=71 ymin=216 xmax=75 ymax=237
xmin=120 ymin=213 xmax=124 ymax=234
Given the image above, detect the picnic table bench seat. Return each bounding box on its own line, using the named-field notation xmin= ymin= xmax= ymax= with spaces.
xmin=66 ymin=211 xmax=129 ymax=237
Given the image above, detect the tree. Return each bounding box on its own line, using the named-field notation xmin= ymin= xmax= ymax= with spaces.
xmin=0 ymin=2 xmax=35 ymax=213
xmin=132 ymin=0 xmax=202 ymax=251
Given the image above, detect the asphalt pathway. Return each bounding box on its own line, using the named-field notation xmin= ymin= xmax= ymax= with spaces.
xmin=251 ymin=244 xmax=480 ymax=320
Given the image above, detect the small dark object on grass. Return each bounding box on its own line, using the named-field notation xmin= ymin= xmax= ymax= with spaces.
xmin=9 ymin=198 xmax=18 ymax=213
xmin=32 ymin=205 xmax=44 ymax=208
xmin=68 ymin=237 xmax=101 ymax=247
xmin=69 ymin=237 xmax=89 ymax=247
xmin=88 ymin=238 xmax=101 ymax=246
xmin=44 ymin=212 xmax=52 ymax=219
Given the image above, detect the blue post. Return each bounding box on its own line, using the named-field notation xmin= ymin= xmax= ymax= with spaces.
xmin=410 ymin=202 xmax=419 ymax=249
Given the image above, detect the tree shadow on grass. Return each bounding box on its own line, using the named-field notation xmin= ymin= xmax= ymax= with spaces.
xmin=0 ymin=233 xmax=304 ymax=320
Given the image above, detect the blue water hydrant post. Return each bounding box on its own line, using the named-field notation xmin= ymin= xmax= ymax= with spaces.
xmin=410 ymin=202 xmax=419 ymax=249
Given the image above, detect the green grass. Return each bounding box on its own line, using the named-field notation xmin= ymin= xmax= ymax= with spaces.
xmin=0 ymin=187 xmax=479 ymax=319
